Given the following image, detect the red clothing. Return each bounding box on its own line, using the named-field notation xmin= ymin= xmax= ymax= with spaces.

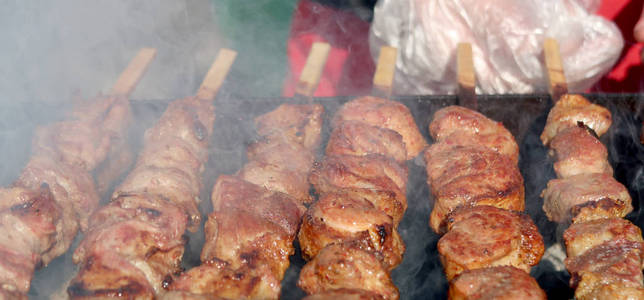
xmin=284 ymin=0 xmax=643 ymax=97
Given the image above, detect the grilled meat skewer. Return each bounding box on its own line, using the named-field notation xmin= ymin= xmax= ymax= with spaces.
xmin=298 ymin=96 xmax=427 ymax=299
xmin=425 ymin=105 xmax=545 ymax=299
xmin=540 ymin=94 xmax=644 ymax=299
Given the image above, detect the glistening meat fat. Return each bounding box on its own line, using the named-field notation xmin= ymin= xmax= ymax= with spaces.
xmin=298 ymin=96 xmax=427 ymax=299
xmin=425 ymin=105 xmax=545 ymax=299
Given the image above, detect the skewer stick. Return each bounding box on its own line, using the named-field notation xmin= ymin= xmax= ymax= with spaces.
xmin=543 ymin=38 xmax=568 ymax=102
xmin=295 ymin=42 xmax=331 ymax=98
xmin=457 ymin=43 xmax=477 ymax=110
xmin=110 ymin=48 xmax=157 ymax=97
xmin=196 ymin=48 xmax=238 ymax=101
xmin=372 ymin=46 xmax=398 ymax=99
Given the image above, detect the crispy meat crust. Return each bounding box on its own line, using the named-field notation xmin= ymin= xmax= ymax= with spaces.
xmin=333 ymin=96 xmax=427 ymax=159
xmin=540 ymin=94 xmax=612 ymax=145
xmin=425 ymin=144 xmax=524 ymax=233
xmin=448 ymin=266 xmax=546 ymax=300
xmin=429 ymin=106 xmax=519 ymax=163
xmin=439 ymin=206 xmax=543 ymax=280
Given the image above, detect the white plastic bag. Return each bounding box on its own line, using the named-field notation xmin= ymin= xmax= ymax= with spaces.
xmin=369 ymin=0 xmax=622 ymax=95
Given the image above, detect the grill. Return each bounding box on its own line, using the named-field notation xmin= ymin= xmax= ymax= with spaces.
xmin=3 ymin=93 xmax=640 ymax=299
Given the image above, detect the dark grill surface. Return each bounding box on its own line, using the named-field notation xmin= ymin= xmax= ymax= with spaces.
xmin=2 ymin=94 xmax=640 ymax=299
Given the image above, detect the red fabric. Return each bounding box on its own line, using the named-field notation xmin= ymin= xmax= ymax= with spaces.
xmin=282 ymin=0 xmax=375 ymax=97
xmin=593 ymin=0 xmax=643 ymax=93
xmin=284 ymin=0 xmax=643 ymax=96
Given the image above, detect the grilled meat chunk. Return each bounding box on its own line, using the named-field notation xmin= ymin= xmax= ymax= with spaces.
xmin=448 ymin=266 xmax=546 ymax=300
xmin=0 ymin=186 xmax=58 ymax=295
xmin=564 ymin=218 xmax=644 ymax=259
xmin=429 ymin=106 xmax=519 ymax=162
xmin=326 ymin=121 xmax=407 ymax=163
xmin=168 ymin=259 xmax=281 ymax=299
xmin=238 ymin=160 xmax=313 ymax=204
xmin=438 ymin=206 xmax=543 ymax=280
xmin=298 ymin=193 xmax=404 ymax=270
xmin=255 ymin=103 xmax=324 ymax=151
xmin=541 ymin=94 xmax=612 ymax=145
xmin=549 ymin=124 xmax=612 ymax=178
xmin=541 ymin=173 xmax=632 ymax=224
xmin=298 ymin=243 xmax=399 ymax=300
xmin=565 ymin=239 xmax=644 ymax=300
xmin=303 ymin=289 xmax=385 ymax=300
xmin=425 ymin=144 xmax=524 ymax=233
xmin=309 ymin=154 xmax=408 ymax=212
xmin=333 ymin=96 xmax=427 ymax=159
xmin=211 ymin=175 xmax=304 ymax=236
xmin=247 ymin=135 xmax=315 ymax=173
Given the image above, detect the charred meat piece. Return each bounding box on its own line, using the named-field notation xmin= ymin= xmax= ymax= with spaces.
xmin=0 ymin=186 xmax=58 ymax=295
xmin=565 ymin=239 xmax=644 ymax=300
xmin=115 ymin=165 xmax=201 ymax=231
xmin=541 ymin=173 xmax=632 ymax=224
xmin=247 ymin=135 xmax=315 ymax=173
xmin=167 ymin=259 xmax=281 ymax=299
xmin=255 ymin=103 xmax=324 ymax=151
xmin=298 ymin=193 xmax=404 ymax=270
xmin=549 ymin=124 xmax=612 ymax=178
xmin=238 ymin=160 xmax=313 ymax=204
xmin=540 ymin=94 xmax=612 ymax=145
xmin=326 ymin=121 xmax=407 ymax=163
xmin=211 ymin=175 xmax=304 ymax=236
xmin=309 ymin=154 xmax=408 ymax=212
xmin=303 ymin=289 xmax=385 ymax=300
xmin=448 ymin=266 xmax=546 ymax=300
xmin=72 ymin=194 xmax=187 ymax=295
xmin=429 ymin=106 xmax=519 ymax=162
xmin=298 ymin=242 xmax=399 ymax=300
xmin=333 ymin=96 xmax=427 ymax=159
xmin=564 ymin=218 xmax=644 ymax=259
xmin=17 ymin=155 xmax=99 ymax=264
xmin=425 ymin=144 xmax=524 ymax=233
xmin=438 ymin=206 xmax=543 ymax=280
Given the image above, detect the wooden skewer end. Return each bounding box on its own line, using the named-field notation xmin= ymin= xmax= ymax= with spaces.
xmin=295 ymin=42 xmax=331 ymax=98
xmin=196 ymin=48 xmax=237 ymax=101
xmin=543 ymin=38 xmax=568 ymax=101
xmin=372 ymin=46 xmax=398 ymax=99
xmin=110 ymin=48 xmax=157 ymax=97
xmin=457 ymin=42 xmax=477 ymax=109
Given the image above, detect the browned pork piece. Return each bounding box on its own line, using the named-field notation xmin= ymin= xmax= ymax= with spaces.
xmin=303 ymin=289 xmax=385 ymax=300
xmin=333 ymin=96 xmax=428 ymax=159
xmin=448 ymin=266 xmax=546 ymax=300
xmin=429 ymin=106 xmax=519 ymax=163
xmin=167 ymin=103 xmax=323 ymax=299
xmin=563 ymin=218 xmax=643 ymax=258
xmin=565 ymin=239 xmax=644 ymax=300
xmin=326 ymin=121 xmax=407 ymax=163
xmin=299 ymin=96 xmax=426 ymax=299
xmin=438 ymin=206 xmax=544 ymax=280
xmin=425 ymin=143 xmax=524 ymax=233
xmin=541 ymin=172 xmax=632 ymax=224
xmin=298 ymin=192 xmax=405 ymax=270
xmin=299 ymin=242 xmax=399 ymax=300
xmin=540 ymin=94 xmax=612 ymax=145
xmin=549 ymin=123 xmax=612 ymax=178
xmin=68 ymin=97 xmax=215 ymax=299
xmin=238 ymin=104 xmax=324 ymax=205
